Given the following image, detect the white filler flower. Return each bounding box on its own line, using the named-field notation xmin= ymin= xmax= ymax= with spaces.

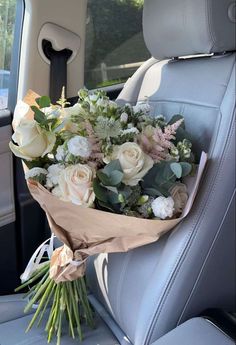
xmin=151 ymin=196 xmax=175 ymax=219
xmin=25 ymin=167 xmax=48 ymax=180
xmin=46 ymin=164 xmax=65 ymax=188
xmin=55 ymin=145 xmax=66 ymax=161
xmin=67 ymin=136 xmax=92 ymax=158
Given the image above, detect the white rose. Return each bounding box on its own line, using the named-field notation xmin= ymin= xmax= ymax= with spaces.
xmin=25 ymin=167 xmax=48 ymax=180
xmin=12 ymin=100 xmax=30 ymax=128
xmin=46 ymin=164 xmax=65 ymax=188
xmin=9 ymin=118 xmax=56 ymax=161
xmin=58 ymin=164 xmax=95 ymax=206
xmin=151 ymin=196 xmax=175 ymax=219
xmin=67 ymin=136 xmax=92 ymax=158
xmin=113 ymin=142 xmax=153 ymax=186
xmin=170 ymin=183 xmax=188 ymax=214
xmin=120 ymin=112 xmax=128 ymax=123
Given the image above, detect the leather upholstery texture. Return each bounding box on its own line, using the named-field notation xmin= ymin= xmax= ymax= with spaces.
xmin=88 ymin=52 xmax=236 ymax=344
xmin=143 ymin=0 xmax=236 ymax=59
xmin=0 ymin=297 xmax=119 ymax=345
xmin=151 ymin=317 xmax=234 ymax=345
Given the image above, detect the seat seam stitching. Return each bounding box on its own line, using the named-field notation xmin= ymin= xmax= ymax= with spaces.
xmin=146 ymin=118 xmax=233 ymax=344
xmin=142 ymin=60 xmax=235 ymax=344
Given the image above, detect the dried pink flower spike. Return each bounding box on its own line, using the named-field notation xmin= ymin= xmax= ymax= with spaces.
xmin=139 ymin=119 xmax=183 ymax=162
xmin=84 ymin=121 xmax=103 ymax=164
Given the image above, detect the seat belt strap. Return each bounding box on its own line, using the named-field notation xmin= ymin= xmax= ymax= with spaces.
xmin=42 ymin=39 xmax=72 ymax=103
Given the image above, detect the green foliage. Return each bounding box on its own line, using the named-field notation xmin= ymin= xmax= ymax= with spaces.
xmin=36 ymin=96 xmax=51 ymax=109
xmin=31 ymin=106 xmax=47 ymax=124
xmin=142 ymin=158 xmax=193 ymax=198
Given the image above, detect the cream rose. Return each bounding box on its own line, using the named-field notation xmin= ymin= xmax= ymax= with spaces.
xmin=58 ymin=164 xmax=95 ymax=206
xmin=113 ymin=142 xmax=153 ymax=186
xmin=9 ymin=119 xmax=56 ymax=161
xmin=170 ymin=183 xmax=188 ymax=214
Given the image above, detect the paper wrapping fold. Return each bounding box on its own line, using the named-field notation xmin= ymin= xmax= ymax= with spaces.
xmin=26 ymin=152 xmax=207 ymax=282
xmin=16 ymin=91 xmax=207 ymax=282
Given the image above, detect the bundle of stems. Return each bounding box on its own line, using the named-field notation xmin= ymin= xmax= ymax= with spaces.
xmin=15 ymin=261 xmax=94 ymax=345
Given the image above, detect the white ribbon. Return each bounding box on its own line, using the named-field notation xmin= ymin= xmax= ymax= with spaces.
xmin=20 ymin=234 xmax=55 ymax=283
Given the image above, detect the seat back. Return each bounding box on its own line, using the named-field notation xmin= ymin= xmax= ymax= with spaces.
xmin=87 ymin=1 xmax=236 ymax=344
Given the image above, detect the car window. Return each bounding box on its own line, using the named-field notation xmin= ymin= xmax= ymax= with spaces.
xmin=84 ymin=0 xmax=150 ymax=89
xmin=0 ymin=0 xmax=17 ymax=110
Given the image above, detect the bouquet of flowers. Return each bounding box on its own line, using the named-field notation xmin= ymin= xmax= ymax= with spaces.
xmin=10 ymin=88 xmax=207 ymax=344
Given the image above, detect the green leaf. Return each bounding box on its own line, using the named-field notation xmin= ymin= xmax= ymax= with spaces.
xmin=180 ymin=162 xmax=192 ymax=177
xmin=103 ymin=160 xmax=123 ymax=176
xmin=170 ymin=162 xmax=182 ymax=178
xmin=109 ymin=170 xmax=123 ymax=186
xmin=97 ymin=200 xmax=116 ymax=213
xmin=36 ymin=96 xmax=51 ymax=109
xmin=107 ymin=191 xmax=120 ymax=204
xmin=93 ymin=179 xmax=108 ymax=202
xmin=97 ymin=171 xmax=111 ymax=186
xmin=31 ymin=106 xmax=47 ymax=124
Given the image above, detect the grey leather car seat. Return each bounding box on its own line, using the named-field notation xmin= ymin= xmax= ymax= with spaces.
xmin=151 ymin=317 xmax=235 ymax=345
xmin=0 ymin=0 xmax=235 ymax=344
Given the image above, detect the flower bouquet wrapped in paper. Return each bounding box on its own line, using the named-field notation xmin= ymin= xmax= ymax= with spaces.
xmin=10 ymin=88 xmax=207 ymax=344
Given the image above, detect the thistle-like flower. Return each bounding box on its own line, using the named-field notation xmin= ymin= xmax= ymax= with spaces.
xmin=95 ymin=116 xmax=122 ymax=139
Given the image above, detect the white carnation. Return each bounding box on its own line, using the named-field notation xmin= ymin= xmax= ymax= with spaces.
xmin=133 ymin=102 xmax=150 ymax=114
xmin=55 ymin=145 xmax=66 ymax=161
xmin=25 ymin=168 xmax=47 ymax=180
xmin=51 ymin=186 xmax=62 ymax=198
xmin=151 ymin=196 xmax=175 ymax=219
xmin=46 ymin=164 xmax=65 ymax=188
xmin=120 ymin=112 xmax=128 ymax=123
xmin=67 ymin=136 xmax=92 ymax=158
xmin=122 ymin=127 xmax=139 ymax=136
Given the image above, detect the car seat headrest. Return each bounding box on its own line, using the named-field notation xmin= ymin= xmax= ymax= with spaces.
xmin=143 ymin=0 xmax=236 ymax=59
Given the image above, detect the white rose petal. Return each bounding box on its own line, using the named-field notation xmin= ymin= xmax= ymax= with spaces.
xmin=112 ymin=142 xmax=153 ymax=186
xmin=151 ymin=196 xmax=175 ymax=219
xmin=67 ymin=136 xmax=92 ymax=158
xmin=9 ymin=118 xmax=56 ymax=161
xmin=12 ymin=100 xmax=30 ymax=129
xmin=58 ymin=164 xmax=95 ymax=206
xmin=25 ymin=168 xmax=48 ymax=180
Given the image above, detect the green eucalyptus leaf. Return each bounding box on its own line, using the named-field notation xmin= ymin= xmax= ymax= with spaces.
xmin=108 ymin=191 xmax=120 ymax=204
xmin=36 ymin=96 xmax=51 ymax=109
xmin=170 ymin=162 xmax=182 ymax=178
xmin=109 ymin=170 xmax=123 ymax=186
xmin=97 ymin=200 xmax=116 ymax=213
xmin=31 ymin=106 xmax=47 ymax=124
xmin=97 ymin=171 xmax=111 ymax=186
xmin=93 ymin=179 xmax=108 ymax=202
xmin=105 ymin=186 xmax=118 ymax=194
xmin=180 ymin=162 xmax=192 ymax=177
xmin=103 ymin=160 xmax=123 ymax=176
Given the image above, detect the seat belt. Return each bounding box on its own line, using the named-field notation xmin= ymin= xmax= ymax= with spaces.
xmin=42 ymin=39 xmax=72 ymax=103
